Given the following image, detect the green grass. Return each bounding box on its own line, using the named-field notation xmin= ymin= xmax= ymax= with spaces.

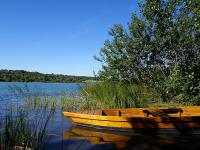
xmin=80 ymin=82 xmax=161 ymax=109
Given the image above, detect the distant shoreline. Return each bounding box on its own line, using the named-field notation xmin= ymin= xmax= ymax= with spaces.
xmin=0 ymin=69 xmax=94 ymax=83
xmin=0 ymin=81 xmax=84 ymax=83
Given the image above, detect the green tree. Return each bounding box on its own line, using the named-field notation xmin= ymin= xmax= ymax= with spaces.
xmin=96 ymin=0 xmax=200 ymax=102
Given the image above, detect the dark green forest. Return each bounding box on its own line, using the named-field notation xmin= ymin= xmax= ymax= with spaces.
xmin=0 ymin=70 xmax=93 ymax=83
xmin=95 ymin=0 xmax=200 ymax=104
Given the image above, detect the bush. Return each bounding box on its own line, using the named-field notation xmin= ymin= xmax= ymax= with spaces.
xmin=166 ymin=56 xmax=200 ymax=105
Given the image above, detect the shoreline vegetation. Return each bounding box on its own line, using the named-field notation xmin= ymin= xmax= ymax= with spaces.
xmin=0 ymin=81 xmax=198 ymax=150
xmin=0 ymin=69 xmax=94 ymax=83
xmin=0 ymin=108 xmax=51 ymax=150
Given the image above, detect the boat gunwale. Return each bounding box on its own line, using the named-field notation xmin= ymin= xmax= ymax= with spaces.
xmin=63 ymin=111 xmax=200 ymax=123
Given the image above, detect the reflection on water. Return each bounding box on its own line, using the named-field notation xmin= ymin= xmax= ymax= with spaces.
xmin=63 ymin=126 xmax=200 ymax=150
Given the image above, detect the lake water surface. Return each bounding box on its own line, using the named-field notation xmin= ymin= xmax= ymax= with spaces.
xmin=0 ymin=82 xmax=200 ymax=150
xmin=0 ymin=82 xmax=82 ymax=102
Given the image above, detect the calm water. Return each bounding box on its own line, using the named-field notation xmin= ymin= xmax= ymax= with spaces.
xmin=0 ymin=82 xmax=82 ymax=104
xmin=0 ymin=82 xmax=200 ymax=150
xmin=0 ymin=82 xmax=82 ymax=92
xmin=0 ymin=82 xmax=81 ymax=149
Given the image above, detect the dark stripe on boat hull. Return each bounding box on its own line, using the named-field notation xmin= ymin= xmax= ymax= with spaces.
xmin=75 ymin=123 xmax=200 ymax=134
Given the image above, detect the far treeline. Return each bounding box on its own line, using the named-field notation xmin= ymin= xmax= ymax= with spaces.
xmin=94 ymin=0 xmax=200 ymax=104
xmin=0 ymin=70 xmax=94 ymax=83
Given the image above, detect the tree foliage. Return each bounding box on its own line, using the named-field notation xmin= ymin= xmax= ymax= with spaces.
xmin=0 ymin=70 xmax=93 ymax=83
xmin=96 ymin=0 xmax=200 ymax=103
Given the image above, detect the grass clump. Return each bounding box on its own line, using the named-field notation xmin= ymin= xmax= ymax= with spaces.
xmin=80 ymin=82 xmax=161 ymax=109
xmin=0 ymin=108 xmax=51 ymax=150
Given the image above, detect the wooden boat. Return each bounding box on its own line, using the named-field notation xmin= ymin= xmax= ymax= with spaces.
xmin=63 ymin=106 xmax=200 ymax=132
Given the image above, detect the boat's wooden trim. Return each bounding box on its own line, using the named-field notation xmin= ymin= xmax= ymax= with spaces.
xmin=63 ymin=111 xmax=200 ymax=122
xmin=67 ymin=106 xmax=200 ymax=117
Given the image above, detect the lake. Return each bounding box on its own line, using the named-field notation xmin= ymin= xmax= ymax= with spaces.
xmin=0 ymin=82 xmax=200 ymax=150
xmin=0 ymin=82 xmax=83 ymax=102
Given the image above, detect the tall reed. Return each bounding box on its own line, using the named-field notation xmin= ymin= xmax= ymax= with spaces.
xmin=80 ymin=82 xmax=161 ymax=109
xmin=0 ymin=107 xmax=51 ymax=150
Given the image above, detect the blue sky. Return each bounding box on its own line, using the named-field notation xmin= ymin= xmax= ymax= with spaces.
xmin=0 ymin=0 xmax=141 ymax=76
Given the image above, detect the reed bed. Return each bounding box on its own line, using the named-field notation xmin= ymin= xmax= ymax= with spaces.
xmin=5 ymin=82 xmax=182 ymax=111
xmin=0 ymin=83 xmax=189 ymax=150
xmin=2 ymin=87 xmax=108 ymax=150
xmin=80 ymin=82 xmax=162 ymax=110
xmin=0 ymin=107 xmax=51 ymax=150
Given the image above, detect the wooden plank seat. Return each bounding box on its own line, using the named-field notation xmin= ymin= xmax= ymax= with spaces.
xmin=143 ymin=108 xmax=183 ymax=117
xmin=102 ymin=110 xmax=122 ymax=116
